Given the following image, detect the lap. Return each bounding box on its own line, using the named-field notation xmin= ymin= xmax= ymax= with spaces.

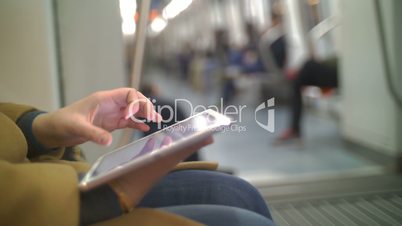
xmin=137 ymin=170 xmax=272 ymax=220
xmin=160 ymin=204 xmax=276 ymax=226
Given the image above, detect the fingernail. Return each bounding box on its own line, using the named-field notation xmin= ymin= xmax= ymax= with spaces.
xmin=99 ymin=134 xmax=109 ymax=145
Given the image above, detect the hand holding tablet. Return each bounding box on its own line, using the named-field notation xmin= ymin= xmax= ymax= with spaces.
xmin=79 ymin=109 xmax=231 ymax=192
xmin=108 ymin=135 xmax=214 ymax=210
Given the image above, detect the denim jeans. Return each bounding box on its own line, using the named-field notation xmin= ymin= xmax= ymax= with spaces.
xmin=138 ymin=170 xmax=275 ymax=226
xmin=161 ymin=204 xmax=275 ymax=226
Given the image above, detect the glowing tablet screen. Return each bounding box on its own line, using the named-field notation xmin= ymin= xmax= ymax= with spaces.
xmin=82 ymin=110 xmax=231 ymax=186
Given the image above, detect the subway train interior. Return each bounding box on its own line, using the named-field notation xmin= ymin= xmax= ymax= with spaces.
xmin=1 ymin=0 xmax=402 ymax=225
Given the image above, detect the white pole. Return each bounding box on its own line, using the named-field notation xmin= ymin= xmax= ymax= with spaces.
xmin=118 ymin=0 xmax=152 ymax=147
xmin=131 ymin=0 xmax=152 ymax=89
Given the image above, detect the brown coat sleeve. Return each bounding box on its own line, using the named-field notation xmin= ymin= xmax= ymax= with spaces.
xmin=0 ymin=160 xmax=79 ymax=226
xmin=0 ymin=103 xmax=36 ymax=122
xmin=0 ymin=103 xmax=80 ymax=226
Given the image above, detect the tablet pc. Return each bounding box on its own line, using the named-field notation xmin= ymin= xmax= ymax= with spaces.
xmin=79 ymin=109 xmax=231 ymax=191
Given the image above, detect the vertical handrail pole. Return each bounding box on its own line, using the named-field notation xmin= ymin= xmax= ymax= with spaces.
xmin=131 ymin=0 xmax=152 ymax=89
xmin=118 ymin=0 xmax=152 ymax=147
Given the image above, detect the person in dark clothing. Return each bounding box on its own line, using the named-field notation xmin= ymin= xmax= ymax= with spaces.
xmin=278 ymin=58 xmax=338 ymax=141
xmin=267 ymin=12 xmax=287 ymax=70
xmin=270 ymin=35 xmax=287 ymax=70
xmin=178 ymin=44 xmax=194 ymax=81
xmin=259 ymin=12 xmax=287 ymax=73
xmin=222 ymin=46 xmax=243 ymax=104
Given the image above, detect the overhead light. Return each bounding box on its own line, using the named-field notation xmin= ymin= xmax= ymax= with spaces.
xmin=151 ymin=16 xmax=168 ymax=33
xmin=119 ymin=0 xmax=137 ymax=35
xmin=162 ymin=0 xmax=193 ymax=20
xmin=122 ymin=21 xmax=136 ymax=35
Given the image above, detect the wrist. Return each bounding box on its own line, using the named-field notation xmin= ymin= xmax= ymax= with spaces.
xmin=80 ymin=184 xmax=123 ymax=225
xmin=109 ymin=180 xmax=134 ymax=213
xmin=32 ymin=113 xmax=59 ymax=149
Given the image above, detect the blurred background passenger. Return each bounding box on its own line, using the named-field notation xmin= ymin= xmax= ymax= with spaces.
xmin=259 ymin=12 xmax=287 ymax=72
xmin=222 ymin=45 xmax=244 ymax=104
xmin=177 ymin=43 xmax=194 ymax=81
xmin=277 ymin=57 xmax=338 ymax=142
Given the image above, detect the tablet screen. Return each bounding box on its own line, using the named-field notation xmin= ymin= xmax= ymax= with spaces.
xmin=82 ymin=110 xmax=230 ymax=187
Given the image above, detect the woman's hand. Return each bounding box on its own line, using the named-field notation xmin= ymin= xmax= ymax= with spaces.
xmin=32 ymin=88 xmax=162 ymax=148
xmin=110 ymin=136 xmax=214 ymax=210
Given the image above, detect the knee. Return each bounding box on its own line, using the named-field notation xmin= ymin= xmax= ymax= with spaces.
xmin=210 ymin=172 xmax=268 ymax=213
xmin=161 ymin=205 xmax=275 ymax=226
xmin=171 ymin=170 xmax=271 ymax=218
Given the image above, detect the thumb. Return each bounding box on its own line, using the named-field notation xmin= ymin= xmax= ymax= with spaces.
xmin=77 ymin=121 xmax=113 ymax=146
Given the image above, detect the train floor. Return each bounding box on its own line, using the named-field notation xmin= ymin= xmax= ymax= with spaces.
xmin=262 ymin=174 xmax=402 ymax=225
